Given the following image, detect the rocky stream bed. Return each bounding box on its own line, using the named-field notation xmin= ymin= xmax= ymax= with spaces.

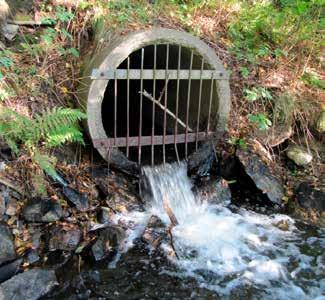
xmin=0 ymin=146 xmax=324 ymax=300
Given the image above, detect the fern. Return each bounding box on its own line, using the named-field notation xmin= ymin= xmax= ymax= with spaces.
xmin=0 ymin=106 xmax=86 ymax=191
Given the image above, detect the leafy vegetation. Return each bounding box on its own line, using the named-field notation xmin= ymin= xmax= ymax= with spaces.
xmin=0 ymin=107 xmax=86 ymax=192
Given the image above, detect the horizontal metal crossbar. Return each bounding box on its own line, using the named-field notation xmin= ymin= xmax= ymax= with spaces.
xmin=94 ymin=132 xmax=212 ymax=149
xmin=91 ymin=69 xmax=229 ymax=80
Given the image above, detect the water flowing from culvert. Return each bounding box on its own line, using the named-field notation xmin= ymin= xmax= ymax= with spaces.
xmin=113 ymin=162 xmax=324 ymax=299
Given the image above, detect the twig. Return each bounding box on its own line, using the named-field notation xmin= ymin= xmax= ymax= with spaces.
xmin=7 ymin=20 xmax=54 ymax=27
xmin=0 ymin=176 xmax=24 ymax=195
xmin=140 ymin=90 xmax=193 ymax=132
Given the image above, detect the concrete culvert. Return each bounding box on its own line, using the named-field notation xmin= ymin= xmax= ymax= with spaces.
xmin=79 ymin=28 xmax=230 ymax=174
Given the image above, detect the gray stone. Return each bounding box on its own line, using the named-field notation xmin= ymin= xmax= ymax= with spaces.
xmin=0 ymin=223 xmax=16 ymax=265
xmin=91 ymin=226 xmax=125 ymax=261
xmin=62 ymin=186 xmax=89 ymax=211
xmin=287 ymin=145 xmax=313 ymax=166
xmin=296 ymin=182 xmax=325 ymax=212
xmin=0 ymin=269 xmax=58 ymax=300
xmin=1 ymin=23 xmax=19 ymax=41
xmin=196 ymin=178 xmax=232 ymax=206
xmin=0 ymin=258 xmax=22 ymax=283
xmin=49 ymin=225 xmax=81 ymax=251
xmin=188 ymin=142 xmax=216 ymax=178
xmin=141 ymin=215 xmax=167 ymax=249
xmin=22 ymin=197 xmax=63 ymax=223
xmin=237 ymin=150 xmax=284 ymax=204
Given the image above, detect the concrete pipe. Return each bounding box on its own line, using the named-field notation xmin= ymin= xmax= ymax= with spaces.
xmin=78 ymin=28 xmax=230 ymax=174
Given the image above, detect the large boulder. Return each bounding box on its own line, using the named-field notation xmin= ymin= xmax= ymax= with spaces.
xmin=0 ymin=269 xmax=58 ymax=300
xmin=236 ymin=150 xmax=284 ymax=205
xmin=0 ymin=223 xmax=15 ymax=265
xmin=286 ymin=145 xmax=313 ymax=166
xmin=22 ymin=198 xmax=63 ymax=223
xmin=295 ymin=182 xmax=325 ymax=212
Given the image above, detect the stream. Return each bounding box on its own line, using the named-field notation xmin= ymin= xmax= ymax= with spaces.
xmin=56 ymin=162 xmax=324 ymax=299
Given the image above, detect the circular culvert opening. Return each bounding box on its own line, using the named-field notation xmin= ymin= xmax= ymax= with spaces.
xmin=86 ymin=28 xmax=230 ymax=168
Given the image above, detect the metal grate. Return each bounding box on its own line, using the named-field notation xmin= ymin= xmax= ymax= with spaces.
xmin=92 ymin=44 xmax=229 ymax=166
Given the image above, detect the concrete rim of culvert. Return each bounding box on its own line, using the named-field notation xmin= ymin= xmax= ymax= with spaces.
xmin=87 ymin=27 xmax=231 ymax=160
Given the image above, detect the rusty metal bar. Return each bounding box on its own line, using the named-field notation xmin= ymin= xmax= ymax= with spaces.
xmin=114 ymin=71 xmax=117 ymax=145
xmin=138 ymin=48 xmax=144 ymax=165
xmin=151 ymin=44 xmax=157 ymax=166
xmin=126 ymin=57 xmax=130 ymax=157
xmin=207 ymin=73 xmax=214 ymax=135
xmin=163 ymin=44 xmax=169 ymax=166
xmin=185 ymin=50 xmax=193 ymax=159
xmin=91 ymin=69 xmax=228 ymax=80
xmin=174 ymin=45 xmax=181 ymax=164
xmin=94 ymin=132 xmax=211 ymax=148
xmin=196 ymin=58 xmax=204 ymax=151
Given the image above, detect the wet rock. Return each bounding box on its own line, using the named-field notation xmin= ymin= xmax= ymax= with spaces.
xmin=286 ymin=145 xmax=313 ymax=166
xmin=62 ymin=186 xmax=89 ymax=211
xmin=295 ymin=182 xmax=325 ymax=212
xmin=22 ymin=197 xmax=63 ymax=223
xmin=274 ymin=220 xmax=289 ymax=231
xmin=49 ymin=225 xmax=81 ymax=251
xmin=91 ymin=226 xmax=125 ymax=261
xmin=0 ymin=269 xmax=58 ymax=300
xmin=26 ymin=250 xmax=40 ymax=265
xmin=188 ymin=142 xmax=216 ymax=177
xmin=236 ymin=150 xmax=284 ymax=204
xmin=195 ymin=178 xmax=231 ymax=206
xmin=0 ymin=223 xmax=16 ymax=265
xmin=28 ymin=225 xmax=42 ymax=250
xmin=97 ymin=206 xmax=111 ymax=224
xmin=0 ymin=258 xmax=22 ymax=283
xmin=142 ymin=215 xmax=167 ymax=249
xmin=110 ymin=148 xmax=140 ymax=178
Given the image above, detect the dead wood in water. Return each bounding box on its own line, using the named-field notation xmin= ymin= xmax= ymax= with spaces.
xmin=163 ymin=198 xmax=179 ymax=227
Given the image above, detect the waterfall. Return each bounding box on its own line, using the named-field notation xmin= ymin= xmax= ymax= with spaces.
xmin=139 ymin=162 xmax=325 ymax=299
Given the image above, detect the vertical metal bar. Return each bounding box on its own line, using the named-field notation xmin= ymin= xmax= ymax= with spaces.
xmin=207 ymin=72 xmax=214 ymax=136
xmin=174 ymin=45 xmax=181 ymax=164
xmin=196 ymin=58 xmax=204 ymax=151
xmin=138 ymin=48 xmax=144 ymax=165
xmin=163 ymin=44 xmax=169 ymax=166
xmin=114 ymin=71 xmax=117 ymax=146
xmin=151 ymin=44 xmax=157 ymax=166
xmin=126 ymin=57 xmax=130 ymax=157
xmin=185 ymin=50 xmax=194 ymax=159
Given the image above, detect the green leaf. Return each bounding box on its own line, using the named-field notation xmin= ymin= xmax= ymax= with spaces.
xmin=0 ymin=57 xmax=13 ymax=68
xmin=67 ymin=48 xmax=80 ymax=58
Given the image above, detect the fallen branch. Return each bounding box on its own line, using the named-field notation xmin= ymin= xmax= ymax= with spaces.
xmin=7 ymin=20 xmax=54 ymax=27
xmin=163 ymin=198 xmax=178 ymax=227
xmin=0 ymin=176 xmax=24 ymax=195
xmin=140 ymin=90 xmax=193 ymax=132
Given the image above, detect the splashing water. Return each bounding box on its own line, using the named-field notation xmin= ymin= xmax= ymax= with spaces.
xmin=119 ymin=163 xmax=325 ymax=299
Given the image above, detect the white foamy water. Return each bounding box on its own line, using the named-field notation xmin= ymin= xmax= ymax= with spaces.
xmin=119 ymin=163 xmax=325 ymax=299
